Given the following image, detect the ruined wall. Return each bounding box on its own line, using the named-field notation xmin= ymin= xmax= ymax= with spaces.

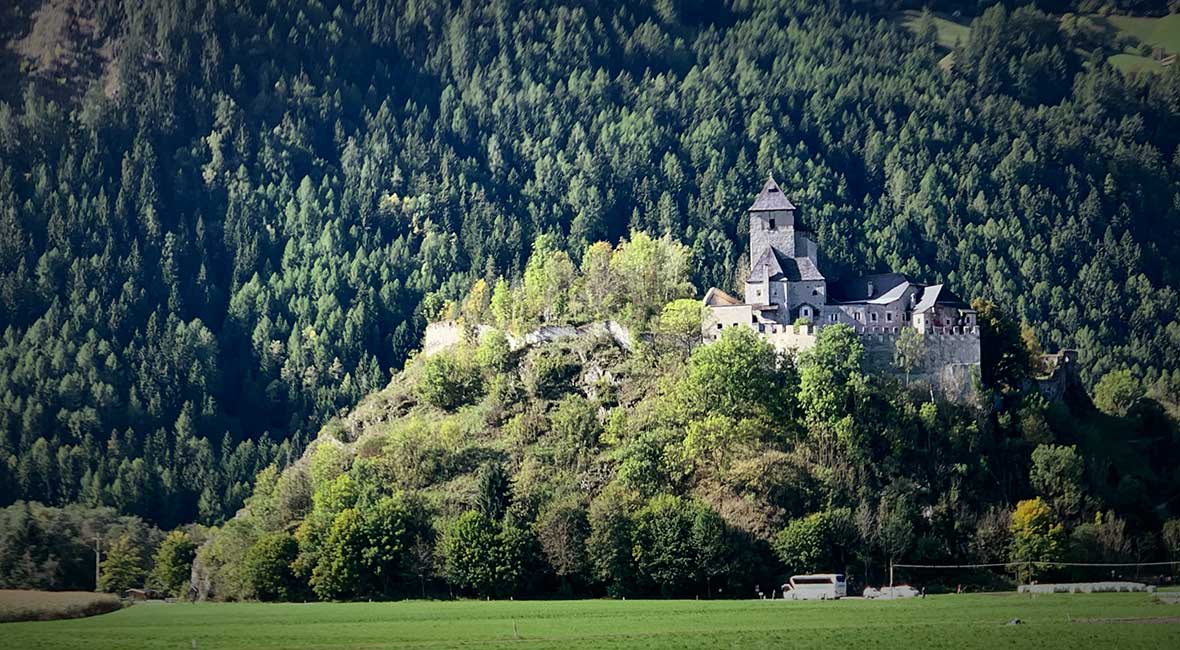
xmin=423 ymin=320 xmax=633 ymax=357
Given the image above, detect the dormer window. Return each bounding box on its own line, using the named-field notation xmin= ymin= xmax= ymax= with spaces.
xmin=768 ymin=218 xmax=776 ymax=230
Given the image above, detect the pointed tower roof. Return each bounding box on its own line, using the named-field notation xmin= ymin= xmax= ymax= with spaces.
xmin=748 ymin=174 xmax=797 ymax=212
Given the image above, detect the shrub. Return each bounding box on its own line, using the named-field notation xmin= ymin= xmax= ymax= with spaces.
xmin=476 ymin=330 xmax=513 ymax=372
xmin=522 ymin=347 xmax=580 ymax=399
xmin=415 ymin=351 xmax=483 ymax=410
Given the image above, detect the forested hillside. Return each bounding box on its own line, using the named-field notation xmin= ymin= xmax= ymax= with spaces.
xmin=1 ymin=0 xmax=1179 ymax=529
xmin=180 ymin=300 xmax=1180 ymax=600
xmin=4 ymin=226 xmax=1179 ymax=599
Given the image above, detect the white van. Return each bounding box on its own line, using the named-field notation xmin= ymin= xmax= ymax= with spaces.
xmin=782 ymin=574 xmax=847 ymax=600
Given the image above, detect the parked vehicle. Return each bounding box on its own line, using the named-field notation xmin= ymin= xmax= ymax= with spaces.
xmin=863 ymin=585 xmax=921 ymax=599
xmin=782 ymin=574 xmax=847 ymax=600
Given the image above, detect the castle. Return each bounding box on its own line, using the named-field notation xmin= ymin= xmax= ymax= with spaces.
xmin=702 ymin=176 xmax=981 ymax=396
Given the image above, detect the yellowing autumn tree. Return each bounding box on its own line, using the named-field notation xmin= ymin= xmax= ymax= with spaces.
xmin=1009 ymin=497 xmax=1064 ymax=582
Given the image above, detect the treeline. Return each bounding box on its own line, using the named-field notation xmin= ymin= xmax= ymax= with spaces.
xmin=2 ymin=0 xmax=1180 ymax=530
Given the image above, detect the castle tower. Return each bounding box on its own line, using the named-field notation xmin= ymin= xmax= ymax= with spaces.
xmin=744 ymin=175 xmax=825 ymax=316
xmin=748 ymin=174 xmax=798 ymax=263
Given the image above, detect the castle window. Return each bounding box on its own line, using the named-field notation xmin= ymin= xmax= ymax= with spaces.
xmin=812 ymin=288 xmax=819 ymax=296
xmin=828 ymin=314 xmax=837 ymax=322
xmin=886 ymin=312 xmax=893 ymax=322
xmin=802 ymin=307 xmax=811 ymax=317
xmin=716 ymin=324 xmax=723 ymax=330
xmin=768 ymin=218 xmax=776 ymax=230
xmin=870 ymin=312 xmax=878 ymax=322
xmin=758 ymin=324 xmax=765 ymax=332
xmin=854 ymin=313 xmax=862 ymax=322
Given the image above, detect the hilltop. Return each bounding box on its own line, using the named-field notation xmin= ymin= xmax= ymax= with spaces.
xmin=181 ymin=234 xmax=1179 ymax=601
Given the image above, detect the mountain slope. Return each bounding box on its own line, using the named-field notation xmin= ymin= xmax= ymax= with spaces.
xmin=1 ymin=0 xmax=1179 ymax=528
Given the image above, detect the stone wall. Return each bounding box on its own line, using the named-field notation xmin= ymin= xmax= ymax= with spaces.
xmin=429 ymin=317 xmax=980 ymax=400
xmin=423 ymin=320 xmax=633 ymax=357
xmin=1034 ymin=349 xmax=1080 ymax=402
xmin=422 ymin=321 xmax=491 ymax=356
xmin=736 ymin=322 xmax=981 ymax=399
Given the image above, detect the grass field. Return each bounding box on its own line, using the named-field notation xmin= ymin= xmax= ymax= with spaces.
xmin=895 ymin=10 xmax=1180 ymax=74
xmin=1100 ymin=13 xmax=1179 ymax=74
xmin=897 ymin=10 xmax=972 ymax=50
xmin=0 ymin=590 xmax=122 ymax=623
xmin=1106 ymin=14 xmax=1180 ymax=52
xmin=896 ymin=10 xmax=970 ymax=70
xmin=1 ymin=593 xmax=1178 ymax=650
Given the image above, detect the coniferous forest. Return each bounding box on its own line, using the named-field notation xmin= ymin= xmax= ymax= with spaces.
xmin=2 ymin=0 xmax=1180 ymax=598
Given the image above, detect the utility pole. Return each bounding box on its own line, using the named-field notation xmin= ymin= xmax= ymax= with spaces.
xmin=94 ymin=536 xmax=101 ymax=592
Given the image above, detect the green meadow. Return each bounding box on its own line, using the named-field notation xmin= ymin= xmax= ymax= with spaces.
xmin=896 ymin=10 xmax=1180 ymax=74
xmin=2 ymin=593 xmax=1178 ymax=650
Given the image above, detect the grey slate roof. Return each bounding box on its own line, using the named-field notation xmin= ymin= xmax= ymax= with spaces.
xmin=828 ymin=273 xmax=909 ymax=303
xmin=829 ymin=274 xmax=973 ymax=311
xmin=788 ymin=256 xmax=825 ymax=281
xmin=747 ymin=249 xmax=825 ymax=283
xmin=912 ymin=284 xmax=971 ymax=313
xmin=748 ymin=247 xmax=786 ymax=282
xmin=748 ymin=175 xmax=797 ymax=212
